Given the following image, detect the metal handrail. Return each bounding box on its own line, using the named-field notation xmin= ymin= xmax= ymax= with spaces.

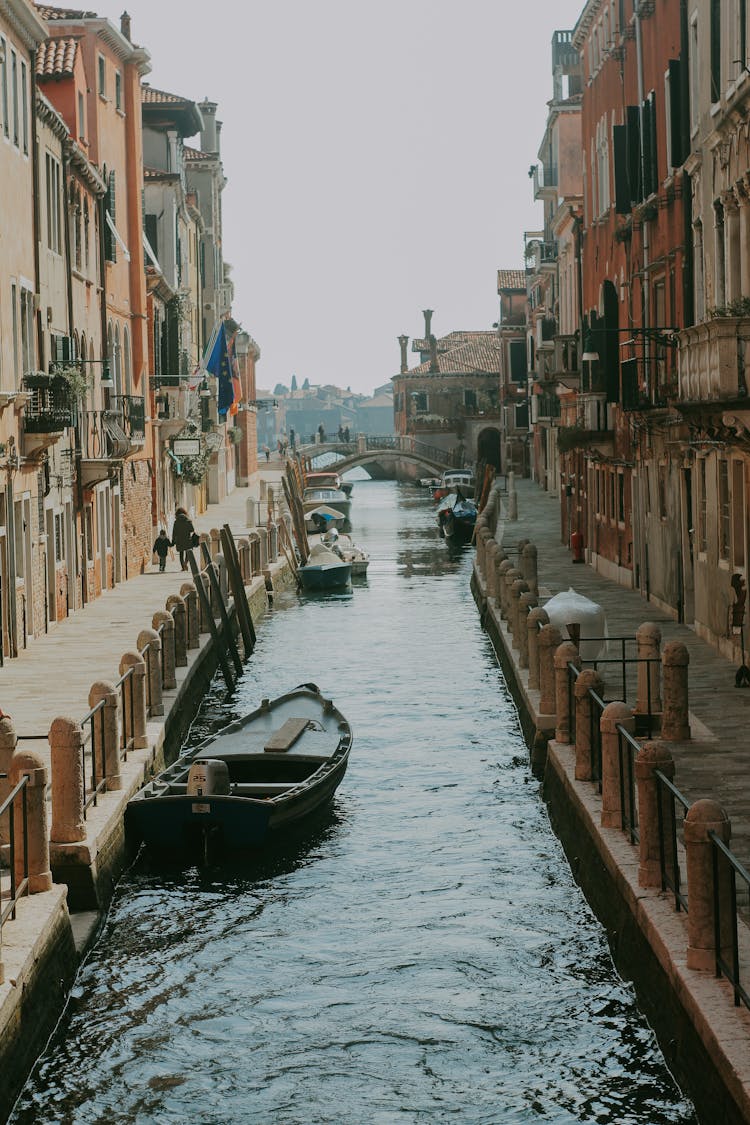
xmin=79 ymin=697 xmax=107 ymax=814
xmin=113 ymin=664 xmax=134 ymax=758
xmin=709 ymin=832 xmax=750 ymax=1010
xmin=655 ymin=770 xmax=691 ymax=912
xmin=616 ymin=723 xmax=641 ymax=844
xmin=0 ymin=775 xmax=29 ymax=942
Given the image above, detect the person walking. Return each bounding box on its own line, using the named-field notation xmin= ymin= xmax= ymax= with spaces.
xmin=171 ymin=507 xmax=196 ymax=571
xmin=290 ymin=427 xmax=296 ymax=451
xmin=152 ymin=528 xmax=172 ymax=573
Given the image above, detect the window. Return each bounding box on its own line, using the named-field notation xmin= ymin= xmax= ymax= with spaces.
xmin=98 ymin=54 xmax=106 ymax=97
xmin=10 ymin=282 xmax=18 ymax=376
xmin=697 ymin=459 xmax=707 ymax=553
xmin=719 ymin=460 xmax=730 ymax=560
xmin=596 ymin=115 xmax=610 ymax=215
xmin=11 ymin=48 xmax=17 ymax=146
xmin=83 ymin=199 xmax=90 ymax=271
xmin=20 ymin=288 xmax=34 ymax=377
xmin=690 ymin=16 xmax=699 ymax=131
xmin=732 ymin=461 xmax=745 ymax=568
xmin=20 ymin=60 xmax=27 ymax=154
xmin=104 ymin=171 xmax=117 ymax=262
xmin=509 ymin=339 xmax=526 ymax=381
xmin=45 ymin=153 xmax=62 ymax=253
xmin=54 ymin=511 xmax=65 ymax=563
xmin=644 ymin=463 xmax=652 ymax=516
xmin=84 ymin=506 xmax=93 ymax=561
xmin=115 ymin=70 xmax=122 ymax=111
xmin=413 ymin=392 xmax=428 ymax=413
xmin=710 ymin=0 xmax=721 ymax=103
xmin=77 ymin=91 xmax=85 ymax=139
xmin=0 ymin=37 xmax=7 ymax=138
xmin=464 ymin=388 xmax=477 ymax=410
xmin=618 ymin=472 xmax=625 ymax=523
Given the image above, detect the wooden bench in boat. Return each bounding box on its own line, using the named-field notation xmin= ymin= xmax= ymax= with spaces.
xmin=156 ymin=781 xmax=294 ymax=798
xmin=264 ymin=717 xmax=310 ymax=753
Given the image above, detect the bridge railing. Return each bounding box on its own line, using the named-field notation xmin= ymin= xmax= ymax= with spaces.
xmin=299 ymin=434 xmax=461 ymax=470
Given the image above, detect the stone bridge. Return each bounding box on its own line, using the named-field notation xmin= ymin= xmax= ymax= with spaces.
xmin=297 ymin=435 xmax=462 ymax=479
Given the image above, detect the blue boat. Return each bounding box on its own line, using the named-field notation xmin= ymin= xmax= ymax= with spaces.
xmin=298 ymin=543 xmax=352 ymax=590
xmin=126 ymin=683 xmax=352 ymax=857
xmin=436 ymin=491 xmax=477 ymax=543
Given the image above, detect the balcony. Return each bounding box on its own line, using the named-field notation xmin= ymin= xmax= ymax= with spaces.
xmin=152 ymin=376 xmax=194 ymax=437
xmin=21 ymin=373 xmax=74 ymax=458
xmin=77 ymin=395 xmax=146 ymax=488
xmin=532 ymin=162 xmax=558 ymax=200
xmin=532 ymin=390 xmax=562 ymax=422
xmin=678 ymin=318 xmax=750 ymax=405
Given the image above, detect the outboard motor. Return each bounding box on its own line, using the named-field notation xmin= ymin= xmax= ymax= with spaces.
xmin=187 ymin=759 xmax=230 ymax=798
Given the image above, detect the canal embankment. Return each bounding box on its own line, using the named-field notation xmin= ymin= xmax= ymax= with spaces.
xmin=0 ymin=474 xmax=294 ymax=1123
xmin=472 ymin=476 xmax=750 ymax=1125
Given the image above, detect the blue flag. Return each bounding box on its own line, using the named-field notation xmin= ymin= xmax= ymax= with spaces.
xmin=204 ymin=324 xmax=235 ymax=417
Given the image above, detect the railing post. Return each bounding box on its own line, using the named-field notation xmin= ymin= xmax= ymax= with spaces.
xmin=538 ymin=623 xmax=563 ymax=716
xmin=118 ymin=652 xmax=148 ymax=749
xmin=257 ymin=526 xmax=269 ymax=572
xmin=600 ymin=701 xmax=634 ymax=828
xmin=527 ymin=608 xmax=549 ymax=691
xmin=10 ymin=750 xmax=52 ymax=892
xmin=497 ymin=560 xmax=513 ymax=618
xmin=237 ymin=537 xmax=251 ymax=583
xmin=179 ymin=582 xmax=200 ymax=650
xmin=49 ymin=716 xmax=86 ymax=844
xmin=210 ymin=527 xmax=221 ymax=559
xmin=684 ymin=799 xmax=733 ymax=971
xmin=249 ymin=532 xmax=260 ymax=577
xmin=0 ymin=715 xmax=18 ymax=847
xmin=518 ymin=593 xmax=537 ymax=669
xmin=138 ymin=628 xmax=163 ymax=716
xmin=502 ymin=566 xmax=522 ymax=622
xmin=661 ymin=640 xmax=690 ymax=740
xmin=635 ymin=741 xmax=675 ymax=887
xmin=521 ymin=542 xmax=539 ymax=598
xmin=636 ymin=622 xmax=662 ymax=715
xmin=167 ymin=594 xmax=188 ymax=667
xmin=509 ymin=578 xmax=529 ymax=649
xmin=554 ymin=641 xmax=581 ymax=744
xmin=198 ymin=572 xmax=212 ymax=631
xmin=153 ymin=610 xmax=177 ymax=689
xmin=573 ymin=669 xmax=604 ymax=780
xmin=88 ymin=681 xmax=121 ymax=791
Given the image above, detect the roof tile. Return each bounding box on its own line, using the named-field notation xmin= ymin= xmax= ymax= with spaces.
xmin=35 ymin=36 xmax=79 ymax=79
xmin=497 ymin=269 xmax=527 ymax=291
xmin=35 ymin=4 xmax=98 ymax=19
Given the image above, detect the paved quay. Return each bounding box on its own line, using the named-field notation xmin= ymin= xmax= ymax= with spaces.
xmin=0 ymin=468 xmax=286 ymax=774
xmin=496 ymin=477 xmax=750 ymax=872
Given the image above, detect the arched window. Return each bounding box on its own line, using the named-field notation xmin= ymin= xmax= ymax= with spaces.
xmin=123 ymin=325 xmax=132 ymax=396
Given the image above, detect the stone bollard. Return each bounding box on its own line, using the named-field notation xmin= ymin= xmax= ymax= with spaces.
xmin=661 ymin=641 xmax=690 ymax=740
xmin=485 ymin=540 xmax=500 ymax=600
xmin=246 ymin=496 xmax=260 ymax=528
xmin=138 ymin=628 xmax=164 ymax=717
xmin=210 ymin=527 xmax=221 ymax=559
xmin=538 ymin=624 xmax=563 ymax=716
xmin=476 ymin=526 xmax=491 ymax=576
xmin=492 ymin=549 xmax=508 ymax=604
xmin=636 ymin=622 xmax=662 ymax=715
xmin=49 ymin=716 xmax=86 ymax=844
xmin=179 ymin=582 xmax=200 ymax=650
xmin=600 ymin=701 xmax=635 ymax=828
xmin=237 ymin=538 xmax=252 ymax=584
xmin=636 ymin=741 xmax=675 ymax=888
xmin=257 ymin=526 xmax=269 ymax=572
xmin=118 ymin=652 xmax=148 ymax=750
xmin=10 ymin=750 xmax=52 ymax=892
xmin=197 ymin=572 xmax=212 ymax=631
xmin=527 ymin=607 xmax=549 ymax=690
xmin=248 ymin=532 xmax=261 ymax=577
xmin=0 ymin=715 xmax=18 ymax=847
xmin=573 ymin=668 xmax=605 ymax=781
xmin=88 ymin=681 xmax=121 ymax=791
xmin=216 ymin=552 xmax=229 ymax=601
xmin=521 ymin=542 xmax=539 ymax=598
xmin=152 ymin=611 xmax=177 ymax=689
xmin=554 ymin=641 xmax=582 ymax=744
xmin=685 ymin=799 xmax=733 ymax=971
xmin=268 ymin=523 xmax=279 ymax=563
xmin=497 ymin=560 xmax=514 ymax=618
xmin=503 ymin=567 xmax=522 ymax=623
xmin=518 ymin=593 xmax=537 ymax=669
xmin=166 ymin=595 xmax=188 ymax=668
xmin=509 ymin=578 xmax=530 ymax=649
xmin=507 ymin=486 xmax=518 ymax=521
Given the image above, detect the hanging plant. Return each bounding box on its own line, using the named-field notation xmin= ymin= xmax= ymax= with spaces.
xmin=174 ymin=449 xmax=210 ymax=485
xmin=53 ymin=364 xmax=91 ymax=400
xmin=228 ymin=425 xmax=243 ymax=445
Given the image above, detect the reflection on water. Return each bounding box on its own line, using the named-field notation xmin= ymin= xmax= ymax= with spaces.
xmin=11 ymin=481 xmax=696 ymax=1125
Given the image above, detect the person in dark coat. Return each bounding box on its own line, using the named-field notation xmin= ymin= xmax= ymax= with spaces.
xmin=152 ymin=528 xmax=172 ymax=572
xmin=171 ymin=507 xmax=196 ymax=570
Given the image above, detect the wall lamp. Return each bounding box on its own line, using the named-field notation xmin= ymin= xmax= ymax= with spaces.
xmin=582 ymin=327 xmax=680 ymax=364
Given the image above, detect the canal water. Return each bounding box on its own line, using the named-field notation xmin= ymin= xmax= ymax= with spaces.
xmin=12 ymin=481 xmax=696 ymax=1124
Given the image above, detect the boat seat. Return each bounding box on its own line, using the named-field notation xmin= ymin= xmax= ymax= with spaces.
xmin=264 ymin=717 xmax=310 ymax=753
xmin=231 ymin=782 xmax=293 ymax=796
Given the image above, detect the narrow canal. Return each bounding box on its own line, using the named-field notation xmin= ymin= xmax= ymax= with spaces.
xmin=12 ymin=481 xmax=696 ymax=1124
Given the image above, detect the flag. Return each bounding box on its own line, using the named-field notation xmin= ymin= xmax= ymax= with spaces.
xmin=204 ymin=323 xmax=235 ymax=417
xmin=226 ymin=332 xmax=242 ymax=418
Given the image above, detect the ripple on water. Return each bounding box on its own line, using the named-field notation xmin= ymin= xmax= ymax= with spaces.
xmin=11 ymin=481 xmax=697 ymax=1125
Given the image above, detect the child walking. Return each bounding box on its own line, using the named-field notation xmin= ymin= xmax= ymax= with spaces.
xmin=153 ymin=528 xmax=172 ymax=572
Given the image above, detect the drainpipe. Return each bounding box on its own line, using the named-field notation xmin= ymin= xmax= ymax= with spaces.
xmin=30 ymin=54 xmax=43 ymax=369
xmin=635 ymin=2 xmax=650 ymax=384
xmin=61 ymin=143 xmax=81 ymax=610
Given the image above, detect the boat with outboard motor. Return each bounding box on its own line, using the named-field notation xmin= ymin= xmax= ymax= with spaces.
xmin=322 ymin=528 xmax=369 ymax=577
xmin=126 ymin=683 xmax=352 ymax=856
xmin=433 ymin=470 xmax=475 ymax=501
xmin=305 ymin=470 xmax=354 ymax=498
xmin=298 ymin=542 xmax=352 ymax=590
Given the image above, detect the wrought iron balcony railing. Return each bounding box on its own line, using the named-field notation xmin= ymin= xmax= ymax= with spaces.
xmin=22 ymin=373 xmax=75 ymax=433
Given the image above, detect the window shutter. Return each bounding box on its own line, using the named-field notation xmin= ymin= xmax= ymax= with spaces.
xmin=647 ymin=93 xmax=658 ymax=195
xmin=626 ymin=105 xmax=641 ymax=204
xmin=668 ymin=59 xmax=683 ymax=167
xmin=104 ymin=172 xmax=117 ymax=262
xmin=613 ymin=124 xmax=630 ymax=214
xmin=642 ymin=99 xmax=653 ymax=197
xmin=621 ymin=358 xmax=639 ymax=410
xmin=144 ymin=213 xmax=158 ymax=260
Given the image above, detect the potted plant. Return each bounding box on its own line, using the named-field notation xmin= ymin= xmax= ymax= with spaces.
xmin=53 ymin=364 xmax=91 ymax=400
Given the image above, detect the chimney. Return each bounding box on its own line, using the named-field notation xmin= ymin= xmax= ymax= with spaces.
xmin=120 ymin=10 xmax=131 ymax=40
xmin=423 ymin=309 xmax=433 ymax=341
xmin=398 ymin=335 xmax=409 ymax=374
xmin=429 ymin=335 xmax=439 ymax=373
xmin=199 ymin=100 xmax=218 ymax=154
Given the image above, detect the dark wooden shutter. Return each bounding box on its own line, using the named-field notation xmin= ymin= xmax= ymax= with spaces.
xmin=647 ymin=93 xmax=658 ymax=195
xmin=613 ymin=124 xmax=630 ymax=213
xmin=626 ymin=105 xmax=641 ymax=204
xmin=621 ymin=358 xmax=640 ymax=410
xmin=144 ymin=213 xmax=158 ymax=261
xmin=104 ymin=171 xmax=117 ymax=262
xmin=668 ymin=59 xmax=683 ymax=168
xmin=710 ymin=0 xmax=721 ymax=103
xmin=642 ymin=98 xmax=653 ymax=196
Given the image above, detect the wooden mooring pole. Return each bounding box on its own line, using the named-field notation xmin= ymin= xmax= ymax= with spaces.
xmin=186 ymin=552 xmax=235 ymax=691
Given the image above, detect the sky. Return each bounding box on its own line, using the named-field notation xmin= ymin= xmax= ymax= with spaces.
xmin=120 ymin=0 xmax=585 ymax=395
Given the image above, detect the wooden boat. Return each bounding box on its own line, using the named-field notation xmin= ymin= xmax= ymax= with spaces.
xmin=433 ymin=470 xmax=475 ymax=501
xmin=298 ymin=542 xmax=352 ymax=590
xmin=305 ymin=504 xmax=347 ymax=532
xmin=126 ymin=683 xmax=352 ymax=856
xmin=436 ymin=491 xmax=477 ymax=542
xmin=302 ymin=486 xmax=351 ymax=519
xmin=306 ymin=470 xmax=354 ymax=498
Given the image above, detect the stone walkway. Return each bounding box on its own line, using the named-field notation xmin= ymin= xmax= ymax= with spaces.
xmin=497 ymin=478 xmax=750 ymax=870
xmin=0 ymin=470 xmax=286 ymax=772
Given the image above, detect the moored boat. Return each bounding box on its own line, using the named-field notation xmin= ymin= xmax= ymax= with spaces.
xmin=432 ymin=470 xmax=475 ymax=501
xmin=302 ymin=486 xmax=351 ymax=519
xmin=306 ymin=470 xmax=354 ymax=498
xmin=298 ymin=542 xmax=352 ymax=590
xmin=323 ymin=529 xmax=370 ymax=577
xmin=126 ymin=683 xmax=352 ymax=856
xmin=436 ymin=491 xmax=477 ymax=542
xmin=305 ymin=504 xmax=347 ymax=532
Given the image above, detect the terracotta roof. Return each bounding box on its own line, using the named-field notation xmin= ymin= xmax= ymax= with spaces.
xmin=141 ymin=84 xmax=189 ymax=106
xmin=143 ymin=166 xmax=178 ymax=181
xmin=407 ymin=334 xmax=502 ymax=377
xmin=35 ymin=36 xmax=79 ymax=78
xmin=497 ymin=269 xmax=527 ymax=291
xmin=35 ymin=5 xmax=97 ymax=19
xmin=412 ymin=330 xmax=495 ymax=353
xmin=184 ymin=144 xmax=213 ymax=161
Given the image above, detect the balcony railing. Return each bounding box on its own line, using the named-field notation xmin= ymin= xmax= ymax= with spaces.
xmin=110 ymin=394 xmax=145 ymax=443
xmin=77 ymin=396 xmax=145 ymax=462
xmin=678 ymin=318 xmax=750 ymax=403
xmin=22 ymin=373 xmax=74 ymax=433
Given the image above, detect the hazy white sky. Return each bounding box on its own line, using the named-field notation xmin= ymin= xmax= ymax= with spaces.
xmin=122 ymin=0 xmax=584 ymax=394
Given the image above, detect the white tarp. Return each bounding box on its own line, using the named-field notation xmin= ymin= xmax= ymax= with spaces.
xmin=542 ymin=588 xmax=607 ymax=661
